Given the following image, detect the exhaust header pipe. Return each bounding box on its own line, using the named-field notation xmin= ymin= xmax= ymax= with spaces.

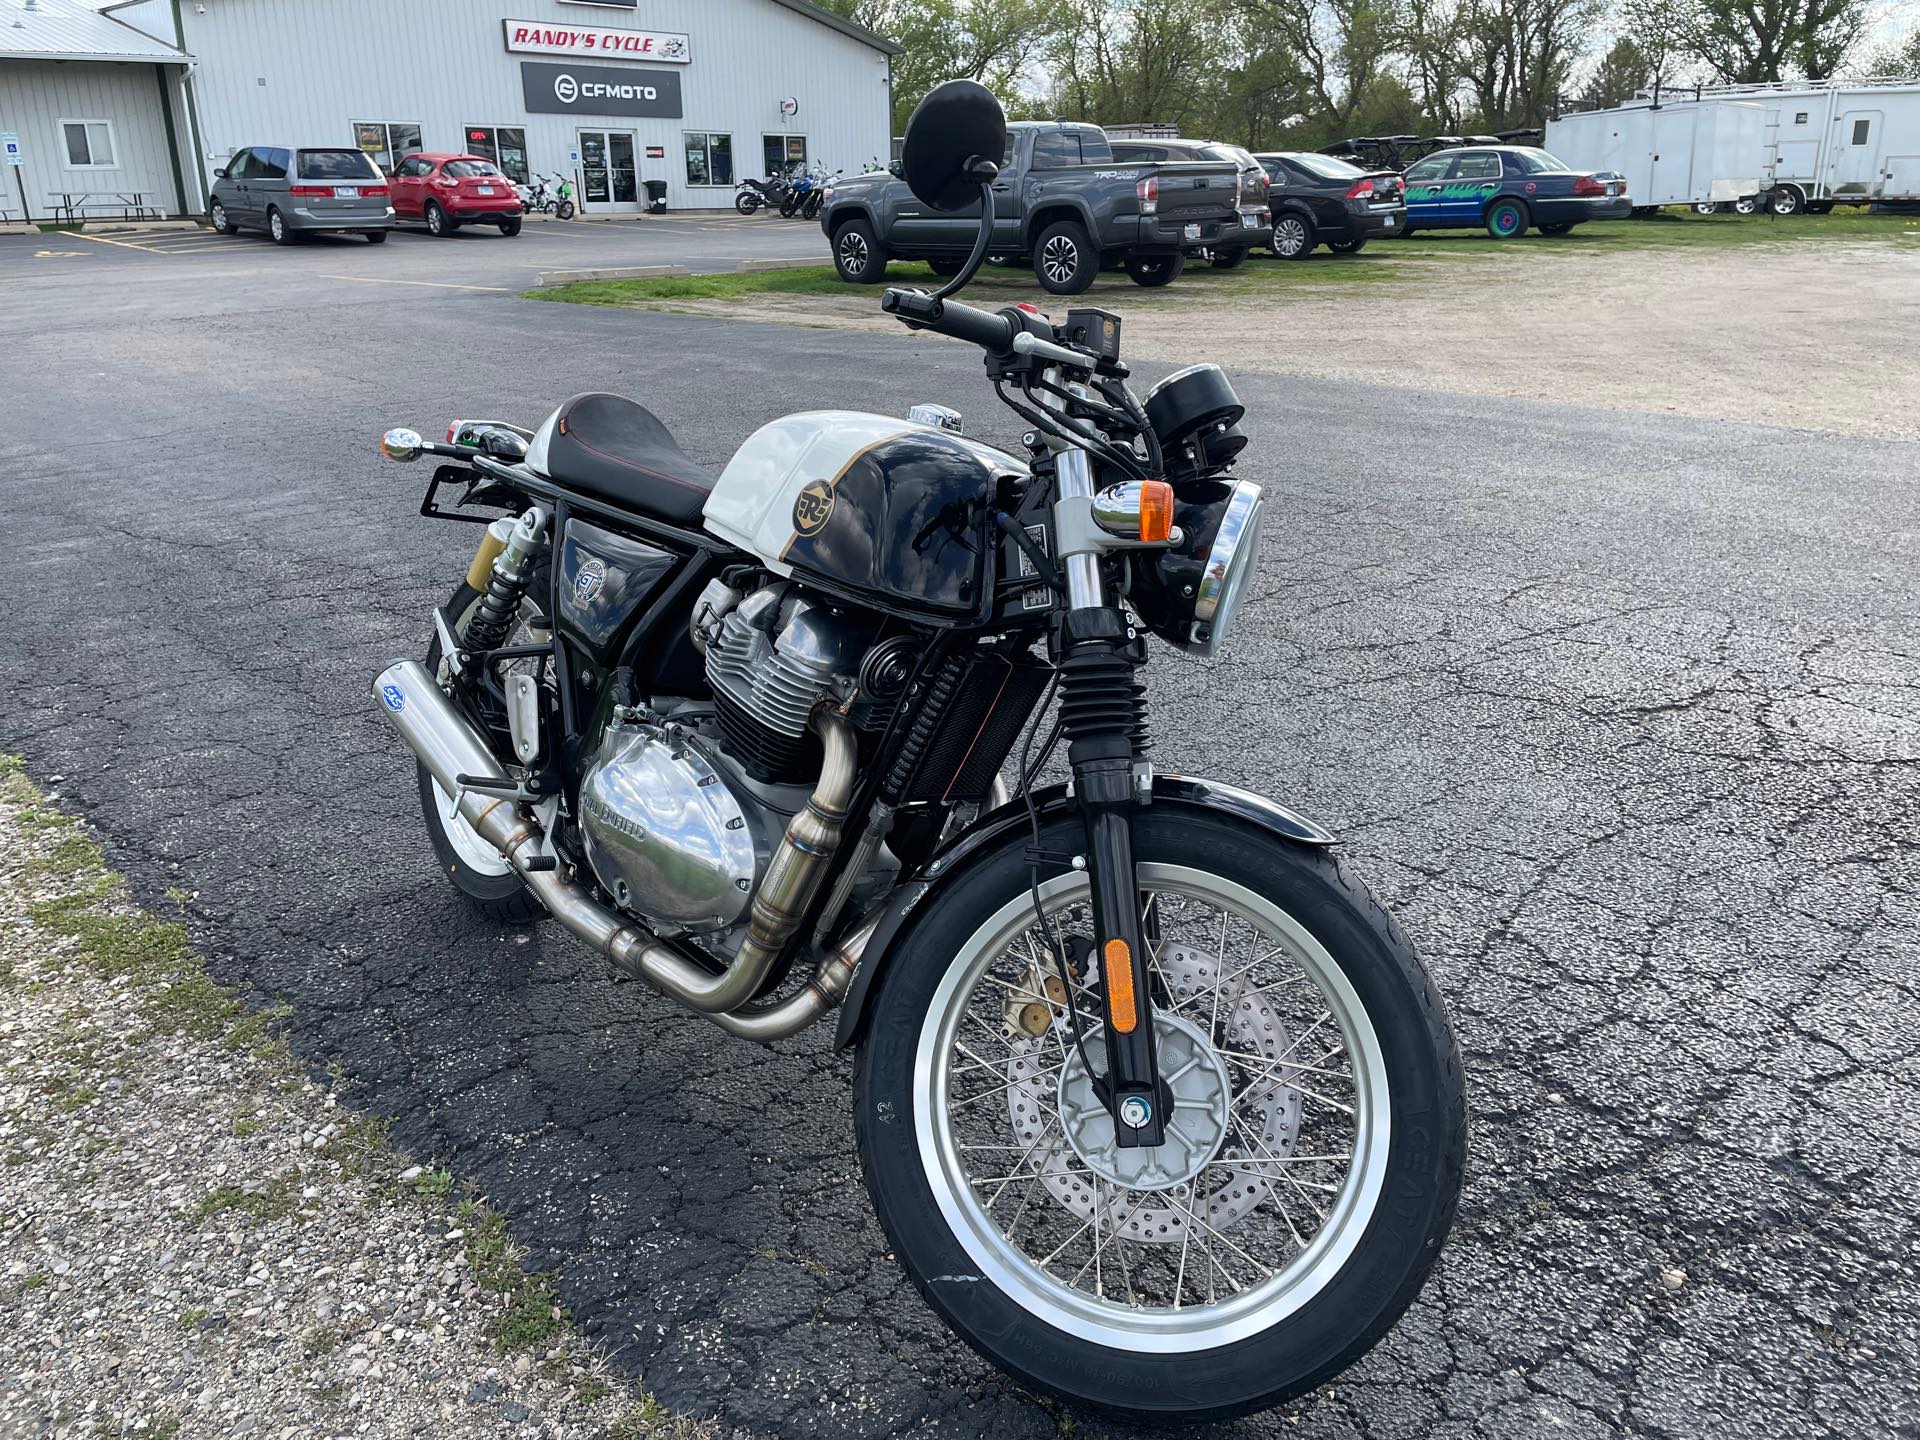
xmin=371 ymin=659 xmax=864 ymax=1040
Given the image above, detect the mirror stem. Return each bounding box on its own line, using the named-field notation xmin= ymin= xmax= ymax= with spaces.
xmin=931 ymin=177 xmax=998 ymax=302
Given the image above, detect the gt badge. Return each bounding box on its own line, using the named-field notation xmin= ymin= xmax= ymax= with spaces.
xmin=792 ymin=479 xmax=836 ymax=537
xmin=574 ymin=557 xmax=607 ymax=605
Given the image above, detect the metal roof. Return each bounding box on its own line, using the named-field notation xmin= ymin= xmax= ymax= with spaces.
xmin=0 ymin=0 xmax=186 ymax=63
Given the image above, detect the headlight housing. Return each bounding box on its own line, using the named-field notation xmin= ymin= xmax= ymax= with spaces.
xmin=1126 ymin=479 xmax=1264 ymax=657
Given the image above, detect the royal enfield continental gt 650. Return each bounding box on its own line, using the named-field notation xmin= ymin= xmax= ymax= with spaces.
xmin=370 ymin=81 xmax=1465 ymax=1424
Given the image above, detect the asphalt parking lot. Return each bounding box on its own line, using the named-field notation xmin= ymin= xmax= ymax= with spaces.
xmin=2 ymin=236 xmax=1916 ymax=1439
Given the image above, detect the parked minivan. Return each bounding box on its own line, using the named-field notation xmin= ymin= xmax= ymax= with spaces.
xmin=209 ymin=147 xmax=395 ymax=244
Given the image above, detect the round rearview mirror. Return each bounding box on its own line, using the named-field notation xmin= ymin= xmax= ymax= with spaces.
xmin=380 ymin=427 xmax=424 ymax=462
xmin=901 ymin=79 xmax=1007 ymax=213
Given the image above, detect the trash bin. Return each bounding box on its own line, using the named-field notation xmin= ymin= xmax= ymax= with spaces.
xmin=643 ymin=180 xmax=667 ymax=214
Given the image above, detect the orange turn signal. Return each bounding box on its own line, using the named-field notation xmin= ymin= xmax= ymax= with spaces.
xmin=1138 ymin=480 xmax=1174 ymax=543
xmin=1103 ymin=939 xmax=1138 ymax=1032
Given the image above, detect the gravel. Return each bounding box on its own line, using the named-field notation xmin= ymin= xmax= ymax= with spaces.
xmin=0 ymin=763 xmax=704 ymax=1440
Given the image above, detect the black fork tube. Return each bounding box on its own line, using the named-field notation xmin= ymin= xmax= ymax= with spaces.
xmin=1056 ymin=609 xmax=1164 ymax=1148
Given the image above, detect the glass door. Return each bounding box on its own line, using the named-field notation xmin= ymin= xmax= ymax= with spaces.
xmin=579 ymin=130 xmax=610 ymax=204
xmin=608 ymin=133 xmax=637 ymax=204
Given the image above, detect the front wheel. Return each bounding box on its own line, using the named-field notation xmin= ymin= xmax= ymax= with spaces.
xmin=832 ymin=219 xmax=889 ymax=283
xmin=556 ymin=199 xmax=576 ymax=221
xmin=854 ymin=808 xmax=1466 ymax=1424
xmin=1485 ymin=198 xmax=1527 ymax=239
xmin=1034 ymin=220 xmax=1098 ymax=294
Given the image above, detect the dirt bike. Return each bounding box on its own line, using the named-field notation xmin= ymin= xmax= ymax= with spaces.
xmin=370 ymin=79 xmax=1465 ymax=1425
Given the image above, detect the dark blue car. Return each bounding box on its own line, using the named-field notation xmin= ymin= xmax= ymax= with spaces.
xmin=1398 ymin=145 xmax=1631 ymax=238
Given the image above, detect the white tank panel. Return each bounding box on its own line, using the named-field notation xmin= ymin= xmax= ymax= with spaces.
xmin=702 ymin=410 xmax=1025 ymax=573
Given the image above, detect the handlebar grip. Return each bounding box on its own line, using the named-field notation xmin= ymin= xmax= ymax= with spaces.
xmin=881 ymin=289 xmax=1017 ymax=353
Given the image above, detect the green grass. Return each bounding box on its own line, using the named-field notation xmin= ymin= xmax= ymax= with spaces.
xmin=530 ymin=207 xmax=1917 ymax=313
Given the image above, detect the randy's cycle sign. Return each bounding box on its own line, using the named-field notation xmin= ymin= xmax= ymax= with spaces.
xmin=503 ymin=19 xmax=689 ymax=63
xmin=519 ymin=60 xmax=684 ymax=118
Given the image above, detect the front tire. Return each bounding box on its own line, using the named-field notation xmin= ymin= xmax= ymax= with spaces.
xmin=854 ymin=808 xmax=1466 ymax=1424
xmin=556 ymin=199 xmax=576 ymax=221
xmin=1034 ymin=220 xmax=1098 ymax=295
xmin=1485 ymin=198 xmax=1527 ymax=239
xmin=211 ymin=201 xmax=239 ymax=236
xmin=832 ymin=219 xmax=889 ymax=283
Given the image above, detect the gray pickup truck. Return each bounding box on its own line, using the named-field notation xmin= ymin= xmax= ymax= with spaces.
xmin=818 ymin=120 xmax=1241 ymax=295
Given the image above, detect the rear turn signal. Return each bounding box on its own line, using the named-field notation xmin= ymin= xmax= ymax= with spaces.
xmin=1103 ymin=940 xmax=1138 ymax=1033
xmin=1137 ymin=176 xmax=1159 ymax=215
xmin=1344 ymin=178 xmax=1376 ymax=200
xmin=1572 ymin=174 xmax=1607 ymax=196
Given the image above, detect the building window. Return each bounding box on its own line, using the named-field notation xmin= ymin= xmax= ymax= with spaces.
xmin=762 ymin=134 xmax=807 ymax=177
xmin=464 ymin=126 xmax=529 ymax=185
xmin=685 ymin=132 xmax=733 ymax=186
xmin=353 ymin=121 xmax=423 ymax=175
xmin=1851 ymin=118 xmax=1871 ymax=146
xmin=61 ymin=120 xmax=117 ymax=169
xmin=1794 ymin=111 xmax=1809 ymax=124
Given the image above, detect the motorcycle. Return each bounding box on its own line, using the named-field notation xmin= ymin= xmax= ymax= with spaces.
xmin=370 ymin=79 xmax=1464 ymax=1425
xmin=524 ymin=172 xmax=576 ymax=221
xmin=735 ymin=174 xmax=788 ymax=216
xmin=801 ymin=168 xmax=840 ymax=221
xmin=779 ymin=163 xmax=822 ymax=218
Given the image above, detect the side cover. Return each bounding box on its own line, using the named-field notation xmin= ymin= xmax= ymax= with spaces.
xmin=704 ymin=411 xmax=1027 ymax=624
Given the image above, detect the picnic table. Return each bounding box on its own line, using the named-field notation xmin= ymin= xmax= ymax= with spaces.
xmin=46 ymin=191 xmax=163 ymax=224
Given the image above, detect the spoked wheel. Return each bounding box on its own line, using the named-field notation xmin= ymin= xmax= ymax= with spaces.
xmin=414 ymin=570 xmax=551 ymax=923
xmin=855 ymin=809 xmax=1465 ymax=1424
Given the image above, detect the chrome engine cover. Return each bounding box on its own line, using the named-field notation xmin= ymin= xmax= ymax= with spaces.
xmin=703 ymin=585 xmax=870 ymax=739
xmin=579 ymin=722 xmax=756 ymax=930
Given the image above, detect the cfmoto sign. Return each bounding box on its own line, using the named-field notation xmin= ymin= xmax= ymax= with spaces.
xmin=520 ymin=60 xmax=683 ymax=118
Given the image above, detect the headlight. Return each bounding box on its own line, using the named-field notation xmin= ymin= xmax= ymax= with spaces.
xmin=1125 ymin=479 xmax=1264 ymax=657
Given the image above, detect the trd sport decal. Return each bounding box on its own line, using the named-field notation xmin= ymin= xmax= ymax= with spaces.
xmin=792 ymin=479 xmax=836 ymax=537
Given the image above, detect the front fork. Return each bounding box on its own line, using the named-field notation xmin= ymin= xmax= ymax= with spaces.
xmin=1053 ymin=446 xmax=1165 ymax=1149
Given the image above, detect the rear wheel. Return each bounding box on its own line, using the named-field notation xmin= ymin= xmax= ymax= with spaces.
xmin=854 ymin=808 xmax=1466 ymax=1424
xmin=499 ymin=216 xmax=522 ymax=237
xmin=415 ymin=572 xmax=550 ymax=925
xmin=364 ymin=229 xmax=389 ymax=243
xmin=1484 ymin=198 xmax=1527 ymax=239
xmin=1123 ymin=251 xmax=1185 ymax=287
xmin=1035 ymin=220 xmax=1098 ymax=295
xmin=1733 ymin=196 xmax=1760 ymax=215
xmin=832 ymin=219 xmax=889 ymax=283
xmin=1209 ymin=247 xmax=1247 ymax=270
xmin=735 ymin=191 xmax=760 ymax=216
xmin=268 ymin=207 xmax=294 ymax=245
xmin=426 ymin=201 xmax=455 ymax=237
xmin=1536 ymin=222 xmax=1573 ymax=236
xmin=1770 ymin=186 xmax=1804 ymax=216
xmin=1272 ymin=212 xmax=1314 ymax=260
xmin=1326 ymin=236 xmax=1368 ymax=254
xmin=927 ymin=255 xmax=968 ymax=277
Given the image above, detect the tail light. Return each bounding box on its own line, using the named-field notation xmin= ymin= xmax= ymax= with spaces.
xmin=1137 ymin=176 xmax=1158 ymax=215
xmin=1344 ymin=178 xmax=1376 ymax=200
xmin=1573 ymin=175 xmax=1606 ymax=196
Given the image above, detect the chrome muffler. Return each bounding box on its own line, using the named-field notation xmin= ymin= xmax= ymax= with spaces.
xmin=372 ymin=659 xmax=865 ymax=1039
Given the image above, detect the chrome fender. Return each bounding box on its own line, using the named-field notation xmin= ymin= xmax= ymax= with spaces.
xmin=831 ymin=774 xmax=1334 ymax=1050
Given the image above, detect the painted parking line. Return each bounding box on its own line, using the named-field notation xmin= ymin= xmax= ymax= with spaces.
xmin=73 ymin=231 xmax=170 ymax=254
xmin=320 ymin=273 xmax=512 ymax=292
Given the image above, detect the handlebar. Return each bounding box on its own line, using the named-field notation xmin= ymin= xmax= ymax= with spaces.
xmin=881 ymin=289 xmax=1017 ymax=351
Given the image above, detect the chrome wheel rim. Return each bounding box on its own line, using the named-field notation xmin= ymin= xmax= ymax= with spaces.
xmin=915 ymin=864 xmax=1391 ymax=1352
xmin=1276 ymin=219 xmax=1306 ymax=256
xmin=212 ymin=203 xmax=227 ymax=230
xmin=837 ymin=230 xmax=868 ymax=271
xmin=1042 ymin=235 xmax=1079 ymax=285
xmin=270 ymin=212 xmax=284 ymax=241
xmin=428 ymin=206 xmax=443 ymax=234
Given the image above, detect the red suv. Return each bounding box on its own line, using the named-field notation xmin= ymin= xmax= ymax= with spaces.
xmin=390 ymin=154 xmax=522 ymax=237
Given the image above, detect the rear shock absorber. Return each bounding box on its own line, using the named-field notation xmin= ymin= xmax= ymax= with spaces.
xmin=463 ymin=506 xmax=550 ymax=655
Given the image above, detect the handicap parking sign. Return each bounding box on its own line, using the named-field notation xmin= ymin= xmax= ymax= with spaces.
xmin=2 ymin=133 xmax=21 ymax=166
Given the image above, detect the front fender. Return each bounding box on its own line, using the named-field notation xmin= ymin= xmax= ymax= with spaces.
xmin=831 ymin=774 xmax=1333 ymax=1050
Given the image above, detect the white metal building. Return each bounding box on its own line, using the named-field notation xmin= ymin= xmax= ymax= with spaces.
xmin=0 ymin=0 xmax=192 ymax=223
xmin=1 ymin=0 xmax=897 ymax=219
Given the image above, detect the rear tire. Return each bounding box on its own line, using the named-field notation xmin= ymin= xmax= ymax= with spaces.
xmin=853 ymin=807 xmax=1466 ymax=1424
xmin=735 ymin=191 xmax=760 ymax=216
xmin=832 ymin=218 xmax=889 ymax=283
xmin=499 ymin=217 xmax=522 ymax=237
xmin=364 ymin=229 xmax=389 ymax=244
xmin=416 ymin=575 xmax=550 ymax=925
xmin=268 ymin=207 xmax=294 ymax=245
xmin=1209 ymin=246 xmax=1247 ymax=270
xmin=1272 ymin=212 xmax=1315 ymax=259
xmin=1770 ymin=186 xmax=1804 ymax=216
xmin=1484 ymin=198 xmax=1527 ymax=239
xmin=927 ymin=255 xmax=967 ymax=277
xmin=1123 ymin=251 xmax=1185 ymax=287
xmin=1327 ymin=236 xmax=1368 ymax=254
xmin=426 ymin=201 xmax=454 ymax=236
xmin=1536 ymin=222 xmax=1573 ymax=236
xmin=1035 ymin=220 xmax=1098 ymax=295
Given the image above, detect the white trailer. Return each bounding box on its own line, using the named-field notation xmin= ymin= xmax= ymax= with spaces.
xmin=1551 ymin=77 xmax=1920 ymax=215
xmin=1547 ymin=99 xmax=1766 ymax=208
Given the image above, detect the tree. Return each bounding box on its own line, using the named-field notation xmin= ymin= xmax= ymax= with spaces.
xmin=1669 ymin=0 xmax=1867 ymax=82
xmin=1236 ymin=0 xmax=1407 ymax=131
xmin=1582 ymin=35 xmax=1653 ymax=106
xmin=1861 ymin=23 xmax=1920 ymax=76
xmin=1046 ymin=0 xmax=1241 ymax=133
xmin=819 ymin=0 xmax=1071 ymax=131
